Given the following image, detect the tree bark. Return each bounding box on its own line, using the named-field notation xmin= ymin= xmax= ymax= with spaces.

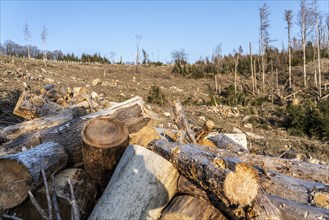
xmin=177 ymin=168 xmax=281 ymax=219
xmin=82 ymin=117 xmax=129 ymax=188
xmin=0 ymin=142 xmax=68 ymax=210
xmin=0 ymin=96 xmax=157 ymax=167
xmin=11 ymin=168 xmax=98 ymax=220
xmin=190 ymin=143 xmax=329 ymax=184
xmin=0 ymin=108 xmax=79 ymax=141
xmin=269 ymin=195 xmax=329 ymax=219
xmin=161 ymin=195 xmax=227 ymax=220
xmin=261 ymin=170 xmax=329 ymax=207
xmin=195 ymin=120 xmax=214 ymax=143
xmin=13 ymin=91 xmax=64 ymax=120
xmin=89 ymin=145 xmax=179 ymax=220
xmin=173 ymin=100 xmax=197 ymax=144
xmin=148 ymin=140 xmax=260 ymax=219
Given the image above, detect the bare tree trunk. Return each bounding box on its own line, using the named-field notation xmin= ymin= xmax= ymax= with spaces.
xmin=250 ymin=42 xmax=254 ymax=94
xmin=317 ymin=11 xmax=322 ymax=97
xmin=254 ymin=59 xmax=257 ymax=93
xmin=234 ymin=58 xmax=238 ymax=95
xmin=302 ymin=11 xmax=307 ymax=87
xmin=262 ymin=53 xmax=265 ymax=92
xmin=276 ymin=68 xmax=279 ymax=96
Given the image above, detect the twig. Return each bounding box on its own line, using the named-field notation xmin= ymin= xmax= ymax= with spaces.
xmin=2 ymin=214 xmax=23 ymax=220
xmin=28 ymin=191 xmax=48 ymax=220
xmin=41 ymin=169 xmax=53 ymax=220
xmin=51 ymin=174 xmax=62 ymax=220
xmin=68 ymin=179 xmax=80 ymax=220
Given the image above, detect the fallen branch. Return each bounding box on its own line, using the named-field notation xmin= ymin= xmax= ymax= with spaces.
xmin=51 ymin=175 xmax=61 ymax=220
xmin=68 ymin=180 xmax=79 ymax=220
xmin=28 ymin=191 xmax=48 ymax=220
xmin=41 ymin=169 xmax=53 ymax=220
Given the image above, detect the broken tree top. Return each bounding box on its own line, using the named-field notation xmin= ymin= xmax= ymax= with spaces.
xmin=81 ymin=117 xmax=128 ymax=148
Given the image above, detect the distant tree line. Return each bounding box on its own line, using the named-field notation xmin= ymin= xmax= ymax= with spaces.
xmin=0 ymin=40 xmax=110 ymax=64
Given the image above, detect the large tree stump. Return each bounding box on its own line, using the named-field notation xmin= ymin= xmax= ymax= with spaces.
xmin=89 ymin=145 xmax=179 ymax=220
xmin=0 ymin=142 xmax=68 ymax=210
xmin=161 ymin=195 xmax=227 ymax=220
xmin=148 ymin=140 xmax=260 ymax=219
xmin=11 ymin=168 xmax=98 ymax=220
xmin=1 ymin=96 xmax=157 ymax=167
xmin=82 ymin=117 xmax=129 ymax=188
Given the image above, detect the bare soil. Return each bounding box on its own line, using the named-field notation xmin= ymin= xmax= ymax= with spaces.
xmin=1 ymin=55 xmax=328 ymax=163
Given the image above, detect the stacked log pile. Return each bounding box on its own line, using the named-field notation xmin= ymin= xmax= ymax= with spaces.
xmin=0 ymin=89 xmax=328 ymax=220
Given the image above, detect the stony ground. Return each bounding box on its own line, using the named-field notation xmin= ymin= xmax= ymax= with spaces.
xmin=1 ymin=55 xmax=328 ymax=163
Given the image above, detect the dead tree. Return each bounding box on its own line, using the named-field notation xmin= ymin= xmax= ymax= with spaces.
xmin=297 ymin=0 xmax=313 ymax=87
xmin=249 ymin=42 xmax=254 ymax=94
xmin=41 ymin=26 xmax=48 ymax=61
xmin=314 ymin=0 xmax=322 ymax=97
xmin=23 ymin=23 xmax=31 ymax=60
xmin=284 ymin=9 xmax=293 ymax=90
xmin=259 ymin=3 xmax=271 ymax=92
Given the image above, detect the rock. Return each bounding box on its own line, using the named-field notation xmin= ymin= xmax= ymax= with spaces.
xmin=244 ymin=123 xmax=253 ymax=129
xmin=92 ymin=78 xmax=101 ymax=86
xmin=163 ymin=112 xmax=171 ymax=117
xmin=91 ymin=91 xmax=98 ymax=99
xmin=233 ymin=127 xmax=243 ymax=133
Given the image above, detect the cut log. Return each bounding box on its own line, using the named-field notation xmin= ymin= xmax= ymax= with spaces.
xmin=209 ymin=133 xmax=249 ymax=153
xmin=161 ymin=195 xmax=227 ymax=220
xmin=0 ymin=142 xmax=68 ymax=210
xmin=82 ymin=117 xmax=129 ymax=188
xmin=269 ymin=195 xmax=329 ymax=220
xmin=11 ymin=168 xmax=98 ymax=220
xmin=178 ymin=172 xmax=281 ymax=219
xmin=0 ymin=96 xmax=157 ymax=167
xmin=177 ymin=175 xmax=209 ymax=201
xmin=312 ymin=187 xmax=329 ymax=209
xmin=261 ymin=170 xmax=329 ymax=206
xmin=148 ymin=140 xmax=260 ymax=219
xmin=188 ymin=142 xmax=329 ymax=184
xmin=89 ymin=145 xmax=179 ymax=220
xmin=0 ymin=108 xmax=79 ymax=141
xmin=195 ymin=120 xmax=214 ymax=143
xmin=129 ymin=125 xmax=161 ymax=147
xmin=173 ymin=100 xmax=197 ymax=144
xmin=13 ymin=91 xmax=64 ymax=119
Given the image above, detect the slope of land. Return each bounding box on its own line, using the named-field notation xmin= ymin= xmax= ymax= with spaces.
xmin=0 ymin=55 xmax=328 ymax=163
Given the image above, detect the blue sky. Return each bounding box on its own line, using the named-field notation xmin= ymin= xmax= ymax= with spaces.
xmin=1 ymin=0 xmax=328 ymax=63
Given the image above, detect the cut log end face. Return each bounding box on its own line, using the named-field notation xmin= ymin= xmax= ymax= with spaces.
xmin=314 ymin=192 xmax=329 ymax=209
xmin=0 ymin=159 xmax=32 ymax=210
xmin=223 ymin=162 xmax=259 ymax=206
xmin=82 ymin=117 xmax=129 ymax=148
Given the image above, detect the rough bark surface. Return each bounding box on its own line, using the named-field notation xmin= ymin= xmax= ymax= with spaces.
xmin=89 ymin=145 xmax=179 ymax=220
xmin=0 ymin=142 xmax=68 ymax=210
xmin=0 ymin=108 xmax=79 ymax=141
xmin=161 ymin=195 xmax=227 ymax=220
xmin=269 ymin=195 xmax=329 ymax=220
xmin=82 ymin=117 xmax=129 ymax=188
xmin=191 ymin=143 xmax=329 ymax=184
